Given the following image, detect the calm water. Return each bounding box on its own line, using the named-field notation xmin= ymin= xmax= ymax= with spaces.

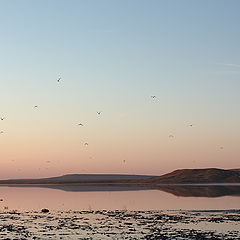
xmin=0 ymin=185 xmax=239 ymax=211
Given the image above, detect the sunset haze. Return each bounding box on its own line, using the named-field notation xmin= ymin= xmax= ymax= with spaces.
xmin=0 ymin=0 xmax=240 ymax=179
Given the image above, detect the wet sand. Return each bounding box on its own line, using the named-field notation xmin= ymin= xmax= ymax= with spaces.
xmin=0 ymin=209 xmax=239 ymax=239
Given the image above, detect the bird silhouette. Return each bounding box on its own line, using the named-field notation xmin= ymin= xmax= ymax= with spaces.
xmin=151 ymin=96 xmax=157 ymax=99
xmin=0 ymin=117 xmax=5 ymax=121
xmin=34 ymin=105 xmax=38 ymax=108
xmin=77 ymin=123 xmax=84 ymax=126
xmin=84 ymin=142 xmax=89 ymax=146
xmin=57 ymin=77 xmax=61 ymax=82
xmin=0 ymin=131 xmax=4 ymax=134
xmin=97 ymin=111 xmax=101 ymax=115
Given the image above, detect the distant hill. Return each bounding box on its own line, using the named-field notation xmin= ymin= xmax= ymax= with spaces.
xmin=47 ymin=174 xmax=153 ymax=182
xmin=0 ymin=174 xmax=154 ymax=184
xmin=140 ymin=168 xmax=240 ymax=184
xmin=0 ymin=168 xmax=240 ymax=185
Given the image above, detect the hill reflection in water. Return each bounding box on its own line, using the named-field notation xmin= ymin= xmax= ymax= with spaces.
xmin=5 ymin=184 xmax=240 ymax=198
xmin=152 ymin=185 xmax=240 ymax=198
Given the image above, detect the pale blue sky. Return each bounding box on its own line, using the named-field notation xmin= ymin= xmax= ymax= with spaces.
xmin=0 ymin=0 xmax=240 ymax=178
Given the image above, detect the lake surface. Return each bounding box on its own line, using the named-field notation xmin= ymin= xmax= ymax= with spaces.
xmin=0 ymin=185 xmax=239 ymax=211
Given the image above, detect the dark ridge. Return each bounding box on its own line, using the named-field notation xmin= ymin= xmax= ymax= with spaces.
xmin=139 ymin=168 xmax=240 ymax=184
xmin=0 ymin=174 xmax=154 ymax=184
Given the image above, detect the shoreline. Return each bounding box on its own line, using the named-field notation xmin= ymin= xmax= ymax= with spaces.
xmin=1 ymin=209 xmax=239 ymax=239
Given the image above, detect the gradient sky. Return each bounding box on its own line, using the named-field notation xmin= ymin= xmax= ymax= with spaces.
xmin=0 ymin=0 xmax=240 ymax=179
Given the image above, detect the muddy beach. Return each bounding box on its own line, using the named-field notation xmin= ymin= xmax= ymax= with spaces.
xmin=0 ymin=209 xmax=239 ymax=239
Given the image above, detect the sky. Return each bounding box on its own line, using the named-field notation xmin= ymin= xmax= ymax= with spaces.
xmin=0 ymin=0 xmax=240 ymax=179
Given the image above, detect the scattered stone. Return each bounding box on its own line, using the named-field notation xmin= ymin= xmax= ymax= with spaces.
xmin=0 ymin=209 xmax=239 ymax=239
xmin=41 ymin=209 xmax=49 ymax=213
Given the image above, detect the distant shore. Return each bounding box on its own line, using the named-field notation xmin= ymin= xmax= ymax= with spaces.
xmin=1 ymin=168 xmax=240 ymax=185
xmin=0 ymin=182 xmax=240 ymax=197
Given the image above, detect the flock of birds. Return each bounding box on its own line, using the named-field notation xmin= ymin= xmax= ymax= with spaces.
xmin=0 ymin=77 xmax=169 ymax=169
xmin=0 ymin=76 xmax=224 ymax=168
xmin=0 ymin=79 xmax=161 ymax=142
xmin=0 ymin=77 xmax=104 ymax=148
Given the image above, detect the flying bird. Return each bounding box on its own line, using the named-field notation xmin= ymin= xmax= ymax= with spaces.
xmin=34 ymin=105 xmax=38 ymax=108
xmin=0 ymin=131 xmax=4 ymax=134
xmin=84 ymin=142 xmax=89 ymax=146
xmin=151 ymin=96 xmax=157 ymax=99
xmin=97 ymin=111 xmax=101 ymax=115
xmin=0 ymin=117 xmax=5 ymax=121
xmin=77 ymin=123 xmax=84 ymax=126
xmin=57 ymin=77 xmax=61 ymax=82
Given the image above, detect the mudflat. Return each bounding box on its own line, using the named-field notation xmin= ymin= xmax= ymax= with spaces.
xmin=0 ymin=209 xmax=239 ymax=239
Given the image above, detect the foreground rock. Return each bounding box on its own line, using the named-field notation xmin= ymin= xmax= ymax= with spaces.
xmin=41 ymin=208 xmax=49 ymax=213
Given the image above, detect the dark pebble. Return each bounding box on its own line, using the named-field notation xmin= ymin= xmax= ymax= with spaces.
xmin=41 ymin=209 xmax=50 ymax=213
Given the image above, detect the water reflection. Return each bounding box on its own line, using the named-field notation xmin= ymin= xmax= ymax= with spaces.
xmin=5 ymin=184 xmax=148 ymax=192
xmin=0 ymin=185 xmax=239 ymax=211
xmin=152 ymin=184 xmax=240 ymax=197
xmin=4 ymin=184 xmax=240 ymax=197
